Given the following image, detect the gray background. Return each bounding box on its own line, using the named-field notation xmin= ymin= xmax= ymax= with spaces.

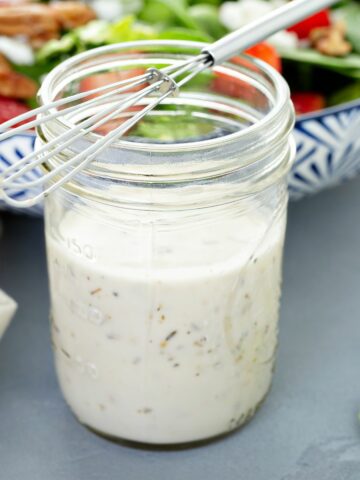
xmin=0 ymin=178 xmax=359 ymax=480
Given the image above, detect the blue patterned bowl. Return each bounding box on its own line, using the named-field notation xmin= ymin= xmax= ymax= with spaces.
xmin=289 ymin=99 xmax=360 ymax=199
xmin=1 ymin=99 xmax=360 ymax=214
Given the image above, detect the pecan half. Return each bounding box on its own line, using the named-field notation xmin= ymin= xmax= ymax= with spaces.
xmin=0 ymin=3 xmax=96 ymax=46
xmin=310 ymin=21 xmax=352 ymax=57
xmin=0 ymin=5 xmax=58 ymax=38
xmin=50 ymin=2 xmax=96 ymax=29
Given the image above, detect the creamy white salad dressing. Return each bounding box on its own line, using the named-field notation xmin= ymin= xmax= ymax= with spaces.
xmin=46 ymin=204 xmax=286 ymax=444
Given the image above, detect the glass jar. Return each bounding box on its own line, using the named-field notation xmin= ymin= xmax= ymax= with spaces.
xmin=39 ymin=41 xmax=295 ymax=445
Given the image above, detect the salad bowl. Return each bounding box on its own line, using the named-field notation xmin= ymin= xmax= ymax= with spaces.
xmin=289 ymin=98 xmax=360 ymax=199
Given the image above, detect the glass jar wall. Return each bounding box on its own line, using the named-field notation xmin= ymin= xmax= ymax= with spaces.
xmin=40 ymin=41 xmax=295 ymax=445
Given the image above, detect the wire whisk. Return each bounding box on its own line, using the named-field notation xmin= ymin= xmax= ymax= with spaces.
xmin=0 ymin=0 xmax=337 ymax=208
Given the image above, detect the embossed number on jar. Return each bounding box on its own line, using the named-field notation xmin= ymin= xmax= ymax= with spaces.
xmin=66 ymin=237 xmax=95 ymax=261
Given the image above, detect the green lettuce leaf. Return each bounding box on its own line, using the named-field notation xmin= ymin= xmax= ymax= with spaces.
xmin=36 ymin=20 xmax=109 ymax=64
xmin=158 ymin=27 xmax=211 ymax=42
xmin=105 ymin=15 xmax=157 ymax=43
xmin=155 ymin=0 xmax=199 ymax=29
xmin=328 ymin=81 xmax=360 ymax=106
xmin=139 ymin=0 xmax=199 ymax=29
xmin=76 ymin=20 xmax=110 ymax=46
xmin=36 ymin=33 xmax=78 ymax=63
xmin=337 ymin=2 xmax=360 ymax=54
xmin=189 ymin=4 xmax=227 ymax=39
xmin=278 ymin=47 xmax=360 ymax=78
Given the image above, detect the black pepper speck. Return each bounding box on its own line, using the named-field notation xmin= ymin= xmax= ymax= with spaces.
xmin=107 ymin=333 xmax=119 ymax=340
xmin=138 ymin=407 xmax=153 ymax=414
xmin=60 ymin=348 xmax=71 ymax=359
xmin=165 ymin=330 xmax=177 ymax=342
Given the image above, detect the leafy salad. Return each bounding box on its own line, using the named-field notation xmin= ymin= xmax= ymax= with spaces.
xmin=0 ymin=0 xmax=360 ymax=124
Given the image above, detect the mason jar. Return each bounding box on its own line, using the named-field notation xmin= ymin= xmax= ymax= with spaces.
xmin=39 ymin=41 xmax=295 ymax=445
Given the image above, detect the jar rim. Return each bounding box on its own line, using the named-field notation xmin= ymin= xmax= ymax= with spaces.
xmin=39 ymin=40 xmax=292 ymax=155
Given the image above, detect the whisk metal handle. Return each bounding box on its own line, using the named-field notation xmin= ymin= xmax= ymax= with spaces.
xmin=202 ymin=0 xmax=339 ymax=65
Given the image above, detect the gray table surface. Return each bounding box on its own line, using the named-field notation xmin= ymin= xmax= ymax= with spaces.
xmin=0 ymin=179 xmax=360 ymax=480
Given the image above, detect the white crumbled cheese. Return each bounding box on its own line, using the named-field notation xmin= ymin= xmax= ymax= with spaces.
xmin=268 ymin=30 xmax=299 ymax=49
xmin=220 ymin=0 xmax=275 ymax=31
xmin=91 ymin=0 xmax=125 ymax=21
xmin=0 ymin=290 xmax=17 ymax=340
xmin=220 ymin=0 xmax=298 ymax=47
xmin=0 ymin=36 xmax=34 ymax=65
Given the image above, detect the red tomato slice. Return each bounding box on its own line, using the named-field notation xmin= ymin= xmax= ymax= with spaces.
xmin=79 ymin=69 xmax=147 ymax=135
xmin=211 ymin=43 xmax=281 ymax=104
xmin=211 ymin=71 xmax=249 ymax=99
xmin=0 ymin=96 xmax=33 ymax=127
xmin=79 ymin=69 xmax=146 ymax=100
xmin=243 ymin=42 xmax=282 ymax=72
xmin=288 ymin=10 xmax=331 ymax=39
xmin=291 ymin=92 xmax=326 ymax=115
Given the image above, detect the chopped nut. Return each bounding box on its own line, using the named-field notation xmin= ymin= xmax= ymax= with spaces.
xmin=50 ymin=2 xmax=96 ymax=29
xmin=310 ymin=21 xmax=352 ymax=57
xmin=0 ymin=5 xmax=58 ymax=38
xmin=0 ymin=3 xmax=95 ymax=48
